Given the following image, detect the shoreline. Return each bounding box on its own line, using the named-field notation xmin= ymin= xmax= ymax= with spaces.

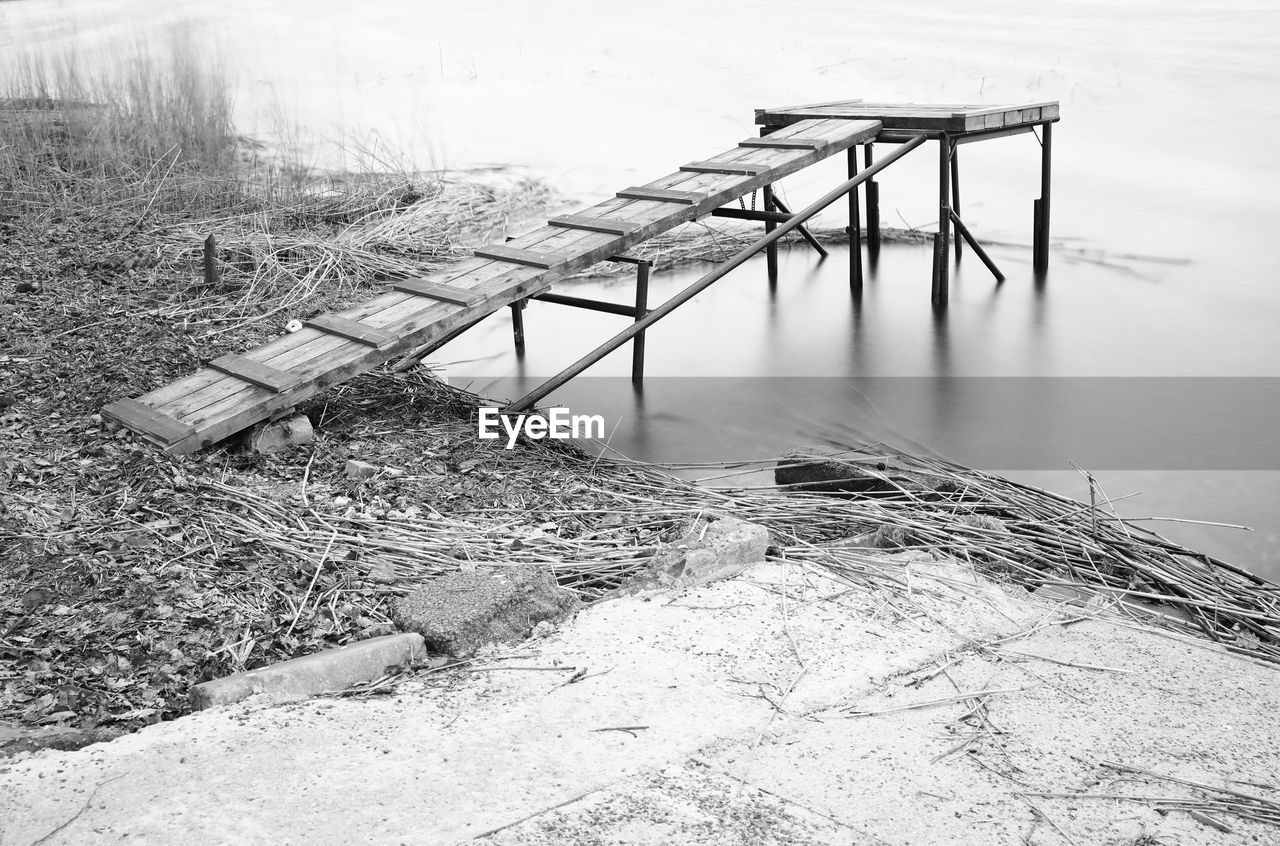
xmin=3 ymin=171 xmax=1280 ymax=745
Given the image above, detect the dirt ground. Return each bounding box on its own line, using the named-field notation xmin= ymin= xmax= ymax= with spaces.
xmin=1 ymin=555 xmax=1276 ymax=845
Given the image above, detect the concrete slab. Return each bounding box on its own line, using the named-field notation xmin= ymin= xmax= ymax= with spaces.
xmin=1 ymin=559 xmax=1275 ymax=845
xmin=189 ymin=633 xmax=427 ymax=710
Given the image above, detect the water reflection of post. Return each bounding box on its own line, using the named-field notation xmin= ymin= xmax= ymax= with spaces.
xmin=928 ymin=299 xmax=956 ymax=462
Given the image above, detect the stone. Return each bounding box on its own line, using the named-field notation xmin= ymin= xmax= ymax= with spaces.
xmin=345 ymin=459 xmax=379 ymax=480
xmin=244 ymin=414 xmax=313 ymax=454
xmin=652 ymin=515 xmax=771 ymax=587
xmin=390 ymin=565 xmax=579 ymax=658
xmin=774 ymin=448 xmax=956 ymax=498
xmin=189 ymin=633 xmax=426 ymax=710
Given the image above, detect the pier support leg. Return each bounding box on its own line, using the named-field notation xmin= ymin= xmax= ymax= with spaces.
xmin=509 ymin=299 xmax=526 ymax=355
xmin=1033 ymin=122 xmax=1053 ymax=271
xmin=864 ymin=144 xmax=880 ymax=256
xmin=631 ymin=261 xmax=650 ymax=384
xmin=951 ymin=145 xmax=962 ymax=260
xmin=846 ymin=146 xmax=863 ymax=294
xmin=763 ymin=184 xmax=779 ymax=284
xmin=931 ymin=136 xmax=952 ymax=305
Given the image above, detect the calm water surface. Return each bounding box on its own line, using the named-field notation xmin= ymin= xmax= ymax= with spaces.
xmin=3 ymin=0 xmax=1278 ymax=574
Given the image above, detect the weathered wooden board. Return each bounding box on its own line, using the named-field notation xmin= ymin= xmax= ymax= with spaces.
xmin=100 ymin=398 xmax=194 ymax=446
xmin=304 ymin=313 xmax=396 ymax=347
xmin=208 ymin=354 xmax=301 ymax=393
xmin=616 ymin=187 xmax=703 ymax=204
xmin=547 ymin=214 xmax=642 ymax=235
xmin=739 ymin=136 xmax=826 ymax=150
xmin=393 ymin=279 xmax=485 ymax=306
xmin=472 ymin=244 xmax=570 ymax=269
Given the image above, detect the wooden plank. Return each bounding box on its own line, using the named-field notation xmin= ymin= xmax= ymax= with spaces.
xmin=393 ymin=279 xmax=484 ymax=306
xmin=472 ymin=244 xmax=569 ymax=269
xmin=679 ymin=160 xmax=772 ymax=176
xmin=304 ymin=313 xmax=396 ymax=347
xmin=739 ymin=136 xmax=826 ymax=150
xmin=101 ymin=398 xmax=195 ymax=445
xmin=208 ymin=353 xmax=301 ymax=393
xmin=616 ymin=186 xmax=703 ymax=204
xmin=547 ymin=214 xmax=641 ymax=235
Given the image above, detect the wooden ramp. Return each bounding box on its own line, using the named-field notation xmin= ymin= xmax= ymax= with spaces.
xmin=104 ymin=117 xmax=881 ymax=454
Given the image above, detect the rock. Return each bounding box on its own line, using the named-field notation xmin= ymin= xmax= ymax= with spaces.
xmin=244 ymin=414 xmax=313 ymax=454
xmin=774 ymin=448 xmax=957 ymax=498
xmin=345 ymin=459 xmax=379 ymax=480
xmin=189 ymin=633 xmax=426 ymax=710
xmin=652 ymin=515 xmax=770 ymax=587
xmin=390 ymin=565 xmax=579 ymax=658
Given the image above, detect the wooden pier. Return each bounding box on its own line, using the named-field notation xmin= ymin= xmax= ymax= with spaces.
xmin=103 ymin=99 xmax=1058 ymax=454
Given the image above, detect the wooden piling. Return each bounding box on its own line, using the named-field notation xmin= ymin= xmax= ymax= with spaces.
xmin=202 ymin=234 xmax=219 ymax=289
xmin=951 ymin=145 xmax=962 ymax=259
xmin=631 ymin=262 xmax=650 ymax=384
xmin=509 ymin=300 xmax=526 ymax=354
xmin=763 ymin=184 xmax=779 ymax=283
xmin=847 ymin=146 xmax=863 ymax=294
xmin=864 ymin=144 xmax=880 ymax=254
xmin=1034 ymin=122 xmax=1052 ymax=270
xmin=931 ymin=137 xmax=952 ymax=305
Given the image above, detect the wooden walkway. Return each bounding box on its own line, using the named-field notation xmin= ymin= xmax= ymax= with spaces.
xmin=104 ymin=117 xmax=881 ymax=454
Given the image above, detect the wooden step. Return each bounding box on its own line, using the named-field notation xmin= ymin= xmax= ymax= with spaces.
xmin=208 ymin=353 xmax=301 ymax=393
xmin=304 ymin=313 xmax=395 ymax=347
xmin=473 ymin=244 xmax=569 ymax=269
xmin=679 ymin=160 xmax=772 ymax=176
xmin=739 ymin=136 xmax=826 ymax=150
xmin=548 ymin=214 xmax=642 ymax=236
xmin=616 ymin=186 xmax=704 ymax=204
xmin=101 ymin=398 xmax=194 ymax=446
xmin=393 ymin=279 xmax=484 ymax=306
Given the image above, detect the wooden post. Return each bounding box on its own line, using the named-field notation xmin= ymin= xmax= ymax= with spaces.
xmin=631 ymin=261 xmax=650 ymax=383
xmin=510 ymin=300 xmax=526 ymax=355
xmin=847 ymin=146 xmax=863 ymax=294
xmin=864 ymin=144 xmax=880 ymax=254
xmin=763 ymin=184 xmax=779 ymax=284
xmin=951 ymin=145 xmax=962 ymax=259
xmin=931 ymin=136 xmax=952 ymax=305
xmin=203 ymin=234 xmax=219 ymax=288
xmin=1033 ymin=122 xmax=1052 ymax=271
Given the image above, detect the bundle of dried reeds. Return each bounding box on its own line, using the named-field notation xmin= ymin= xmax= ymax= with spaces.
xmin=207 ymin=379 xmax=1280 ymax=664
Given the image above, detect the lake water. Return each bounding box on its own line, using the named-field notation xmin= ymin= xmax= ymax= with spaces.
xmin=4 ymin=0 xmax=1279 ymax=576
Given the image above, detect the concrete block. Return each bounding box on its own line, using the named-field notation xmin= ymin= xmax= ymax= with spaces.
xmin=345 ymin=459 xmax=379 ymax=480
xmin=189 ymin=633 xmax=426 ymax=710
xmin=244 ymin=414 xmax=313 ymax=454
xmin=653 ymin=515 xmax=770 ymax=586
xmin=390 ymin=565 xmax=579 ymax=658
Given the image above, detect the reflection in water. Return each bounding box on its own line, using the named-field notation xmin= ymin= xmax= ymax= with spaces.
xmin=448 ymin=242 xmax=1280 ymax=578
